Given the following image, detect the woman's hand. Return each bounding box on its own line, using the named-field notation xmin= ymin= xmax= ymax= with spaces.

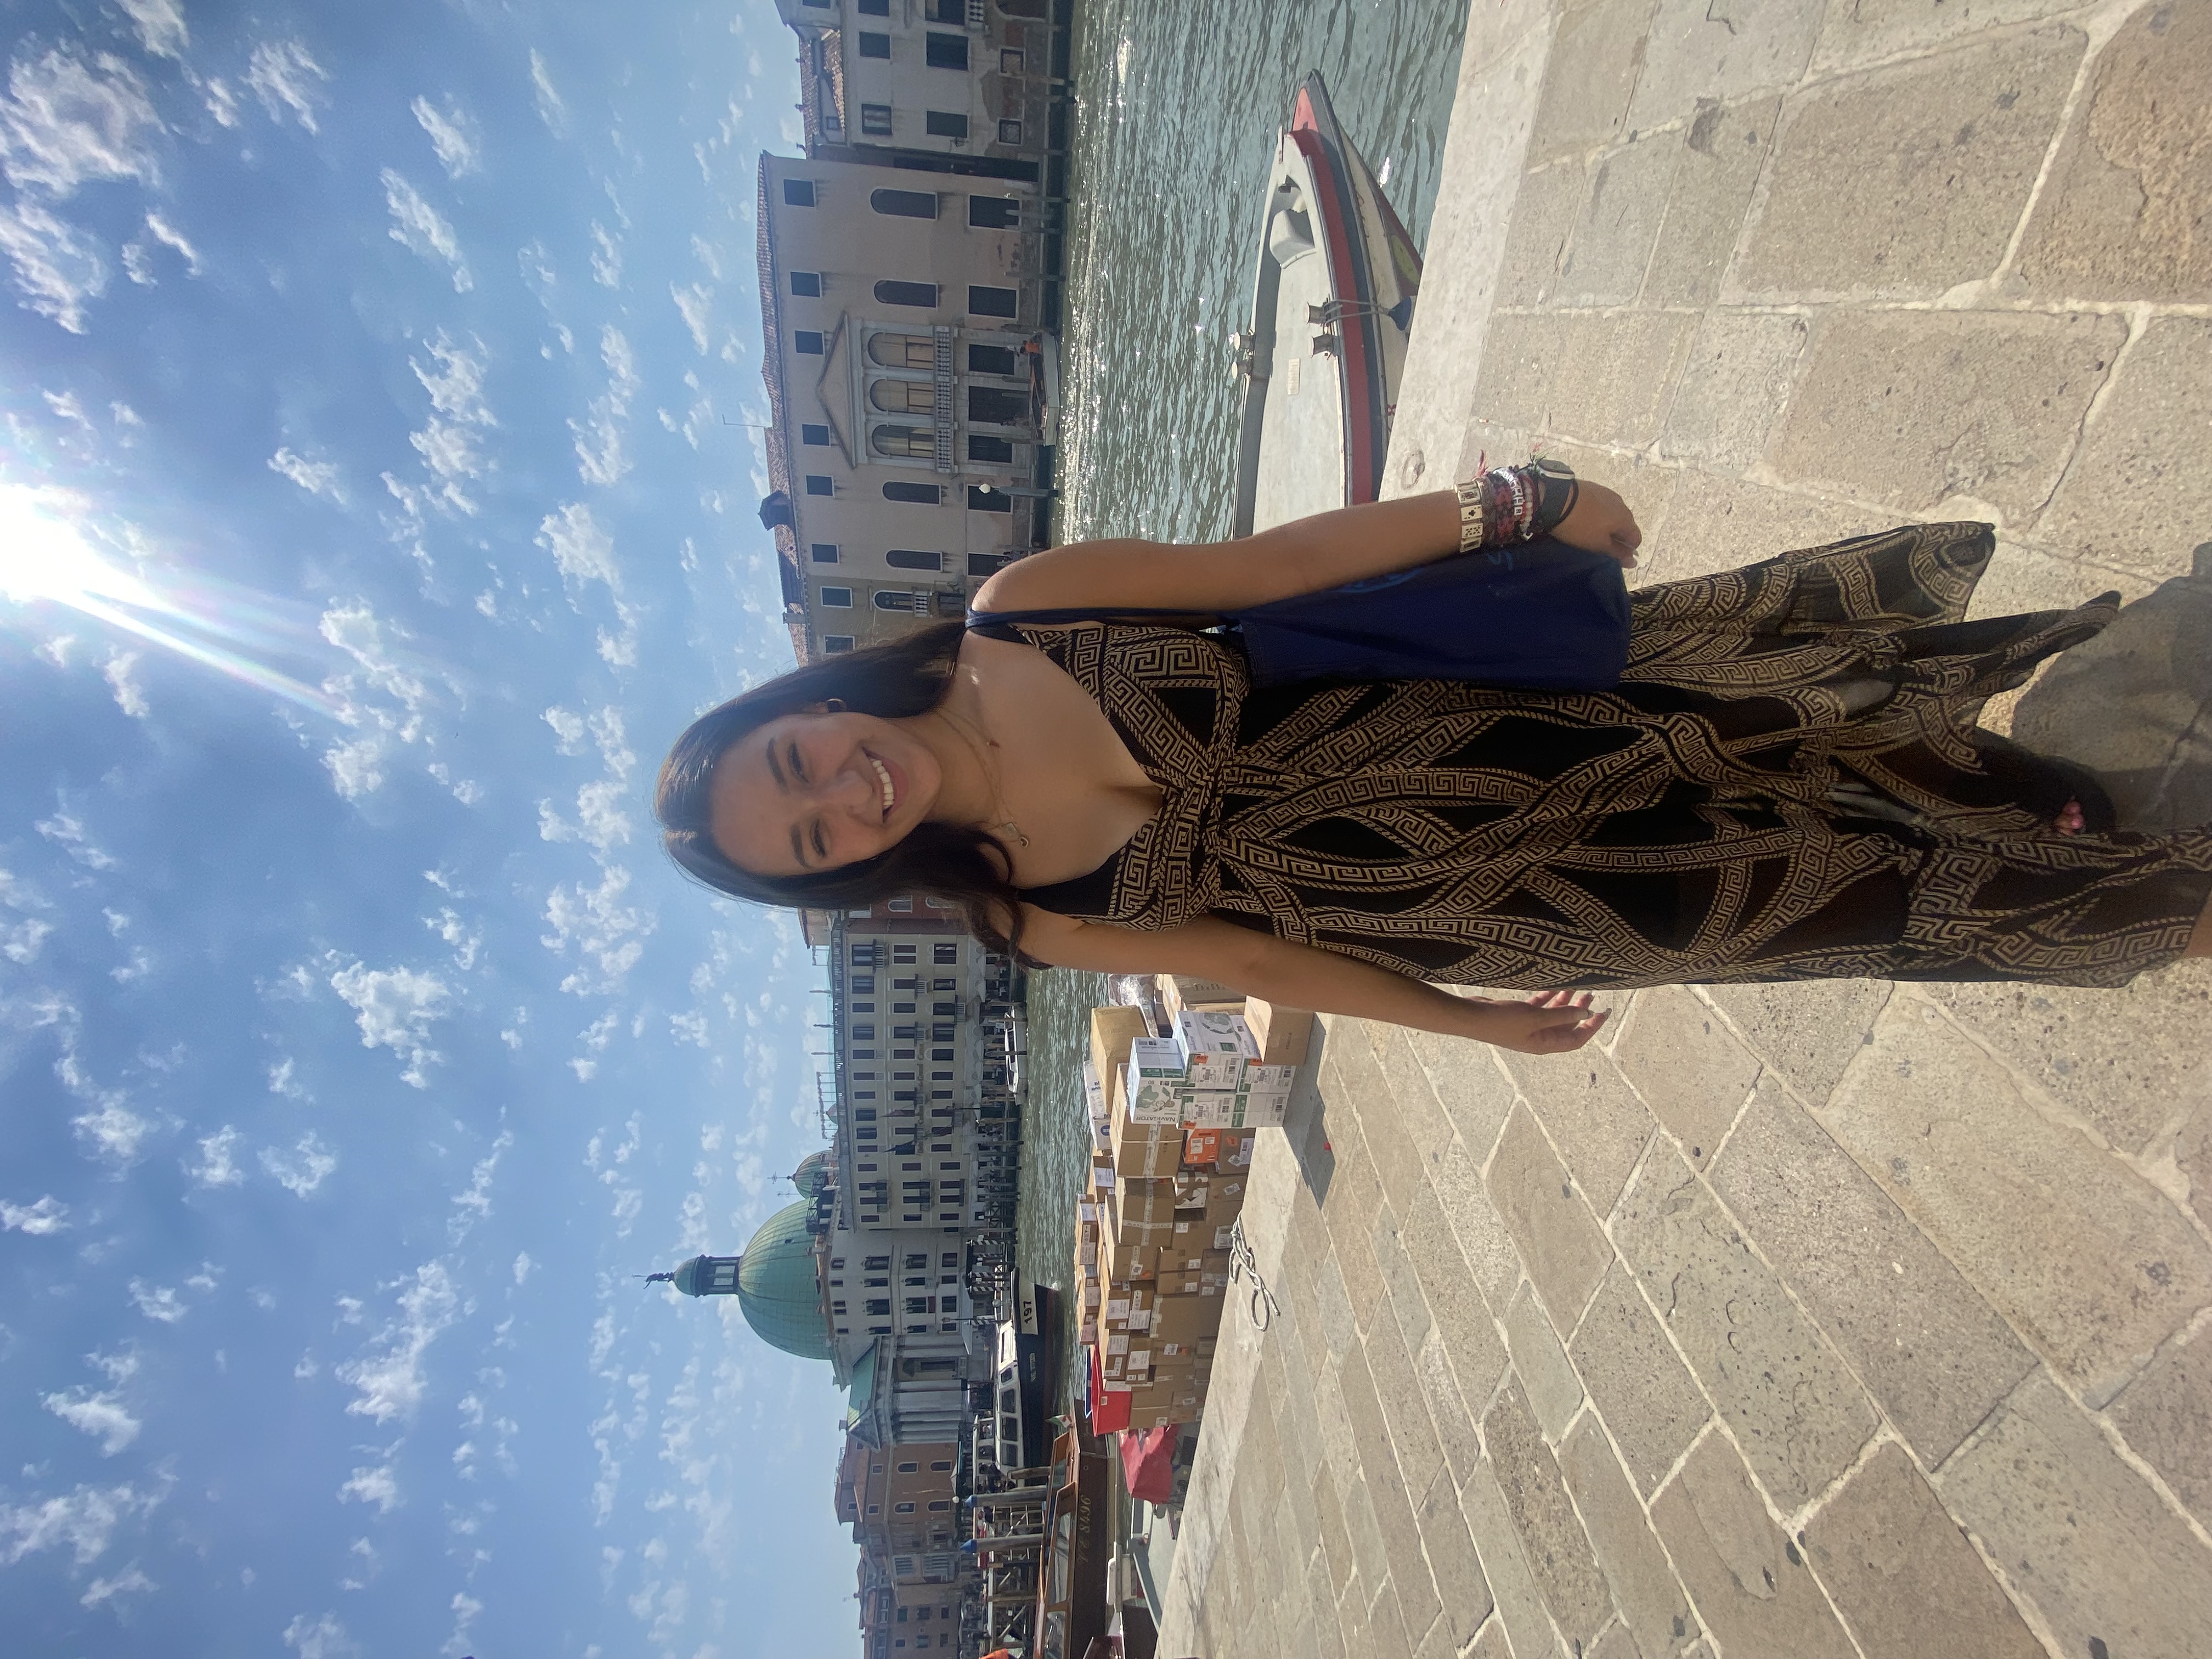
xmin=1550 ymin=480 xmax=1641 ymax=568
xmin=1462 ymin=990 xmax=1611 ymax=1054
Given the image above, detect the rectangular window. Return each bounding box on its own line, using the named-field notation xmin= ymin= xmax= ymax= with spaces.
xmin=858 ymin=33 xmax=892 ymax=59
xmin=967 ymin=285 xmax=1019 ymax=319
xmin=893 ymin=945 xmax=916 ymax=963
xmin=924 ymin=32 xmax=968 ymax=70
xmin=866 ymin=1300 xmax=890 ymax=1317
xmin=857 ymin=0 xmax=889 ymax=13
xmin=789 ymin=271 xmax=821 ymax=298
xmin=968 ymin=196 xmax=1020 ymax=232
xmin=782 ymin=179 xmax=816 ymax=207
xmin=823 ymin=636 xmax=854 ymax=653
xmin=966 ymin=552 xmax=1007 ymax=578
xmin=967 ymin=435 xmax=1013 ymax=464
xmin=805 ymin=475 xmax=833 ymax=496
xmin=810 ymin=543 xmax=838 ymax=563
xmin=802 ymin=424 xmax=830 ymax=446
xmin=934 ymin=943 xmax=959 ymax=964
xmin=874 ymin=279 xmax=939 ymax=308
xmin=795 ymin=330 xmax=825 ymax=354
xmin=925 ymin=111 xmax=968 ymax=140
xmin=997 ymin=120 xmax=1023 ymax=145
xmin=967 ymin=485 xmax=1011 ymax=512
xmin=861 ymin=103 xmax=893 ymax=138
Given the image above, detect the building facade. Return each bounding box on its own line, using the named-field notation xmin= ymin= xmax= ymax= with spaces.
xmin=757 ymin=149 xmax=1062 ymax=658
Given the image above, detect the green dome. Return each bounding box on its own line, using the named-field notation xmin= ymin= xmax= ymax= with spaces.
xmin=735 ymin=1201 xmax=831 ymax=1361
xmin=792 ymin=1150 xmax=831 ymax=1200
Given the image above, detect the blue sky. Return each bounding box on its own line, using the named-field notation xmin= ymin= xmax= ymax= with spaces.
xmin=0 ymin=3 xmax=860 ymax=1655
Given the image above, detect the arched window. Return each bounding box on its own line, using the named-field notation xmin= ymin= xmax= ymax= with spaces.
xmin=967 ymin=386 xmax=1027 ymax=425
xmin=883 ymin=481 xmax=943 ymax=505
xmin=874 ymin=280 xmax=938 ymax=308
xmin=868 ymin=334 xmax=934 ymax=369
xmin=871 ymin=425 xmax=934 ymax=459
xmin=870 ymin=189 xmax=938 ymax=219
xmin=884 ymin=549 xmax=941 ymax=572
xmin=870 ymin=380 xmax=933 ymax=415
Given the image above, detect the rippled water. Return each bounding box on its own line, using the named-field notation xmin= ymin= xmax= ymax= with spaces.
xmin=1013 ymin=1 xmax=1470 ymax=1398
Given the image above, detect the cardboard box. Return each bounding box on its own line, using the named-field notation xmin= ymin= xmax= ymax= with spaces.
xmin=1115 ymin=1177 xmax=1179 ymax=1223
xmin=1098 ymin=1229 xmax=1158 ymax=1286
xmin=1150 ymin=1291 xmax=1223 ymax=1346
xmin=1154 ymin=974 xmax=1244 ymax=1023
xmin=1217 ymin=1127 xmax=1258 ymax=1170
xmin=1080 ymin=1056 xmax=1107 ymax=1124
xmin=1126 ymin=1036 xmax=1190 ymax=1124
xmin=1109 ymin=1098 xmax=1182 ymax=1179
xmin=1181 ymin=1126 xmax=1223 ymax=1169
xmin=1088 ymin=1005 xmax=1152 ymax=1092
xmin=1241 ymin=998 xmax=1314 ymax=1066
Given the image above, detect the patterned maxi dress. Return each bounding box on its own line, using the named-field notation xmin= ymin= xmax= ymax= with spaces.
xmin=974 ymin=523 xmax=2212 ymax=989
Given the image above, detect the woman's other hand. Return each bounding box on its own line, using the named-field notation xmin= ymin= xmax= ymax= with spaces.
xmin=1466 ymin=990 xmax=1611 ymax=1054
xmin=1550 ymin=480 xmax=1641 ymax=568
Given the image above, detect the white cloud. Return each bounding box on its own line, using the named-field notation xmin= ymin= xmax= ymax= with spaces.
xmin=443 ymin=1591 xmax=484 ymax=1659
xmin=0 ymin=1481 xmax=163 ymax=1566
xmin=544 ymin=707 xmax=588 ymax=753
xmin=527 ymin=50 xmax=565 ymax=131
xmin=535 ymin=501 xmax=620 ymax=592
xmin=202 ymin=77 xmax=238 ymax=127
xmin=37 ymin=808 xmax=116 ymax=867
xmin=668 ymin=1011 xmax=708 ymax=1046
xmin=542 ymin=865 xmax=653 ymax=995
xmin=336 ymin=1260 xmax=462 ymax=1423
xmin=0 ymin=47 xmax=160 ymax=198
xmin=283 ymin=1611 xmax=359 ymax=1659
xmin=188 ymin=1125 xmax=244 ymax=1187
xmin=512 ymin=1252 xmax=534 ymax=1285
xmin=568 ymin=325 xmax=639 ymax=487
xmin=120 ymin=0 xmax=189 ymax=59
xmin=268 ymin=1057 xmax=311 ymax=1101
xmin=588 ymin=220 xmax=621 ymax=288
xmin=381 ymin=170 xmax=471 ymax=292
xmin=425 ymin=907 xmax=481 ymax=970
xmin=44 ymin=1387 xmax=142 ymax=1455
xmin=128 ymin=1279 xmax=186 ymax=1324
xmin=101 ymin=648 xmax=148 ymax=718
xmin=389 ymin=331 xmax=495 ymax=517
xmin=0 ymin=196 xmax=105 ymax=329
xmin=329 ymin=962 xmax=452 ymax=1088
xmin=80 ymin=1563 xmax=156 ymax=1611
xmin=246 ymin=41 xmax=331 ymax=134
xmin=71 ymin=1094 xmax=154 ymax=1166
xmin=1 ymin=1194 xmax=68 ymax=1234
xmin=140 ymin=210 xmax=200 ymax=274
xmin=269 ymin=446 xmax=347 ymax=504
xmin=317 ymin=601 xmax=432 ymax=800
xmin=261 ymin=1131 xmax=337 ymax=1197
xmin=671 ymin=283 xmax=712 ymax=354
xmin=2 ymin=866 xmax=53 ymax=963
xmin=410 ymin=95 xmax=479 ymax=178
xmin=448 ymin=1130 xmax=510 ymax=1240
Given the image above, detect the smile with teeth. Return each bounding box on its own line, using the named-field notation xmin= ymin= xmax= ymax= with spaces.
xmin=868 ymin=754 xmax=895 ymax=819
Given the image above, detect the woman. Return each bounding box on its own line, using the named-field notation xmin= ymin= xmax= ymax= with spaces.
xmin=657 ymin=472 xmax=2212 ymax=1056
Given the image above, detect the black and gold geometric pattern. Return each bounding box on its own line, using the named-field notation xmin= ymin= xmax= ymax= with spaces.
xmin=995 ymin=523 xmax=2212 ymax=989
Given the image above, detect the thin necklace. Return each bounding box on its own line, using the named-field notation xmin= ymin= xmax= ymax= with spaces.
xmin=935 ymin=706 xmax=1030 ymax=848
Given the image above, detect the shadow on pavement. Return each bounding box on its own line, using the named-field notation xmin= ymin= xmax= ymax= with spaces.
xmin=2013 ymin=543 xmax=2212 ymax=832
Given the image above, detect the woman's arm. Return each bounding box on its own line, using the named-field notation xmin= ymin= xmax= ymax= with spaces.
xmin=970 ymin=485 xmax=1641 ymax=619
xmin=1018 ymin=906 xmax=1610 ymax=1056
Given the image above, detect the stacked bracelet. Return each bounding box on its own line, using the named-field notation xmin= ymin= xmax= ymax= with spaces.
xmin=1453 ymin=459 xmax=1579 ymax=553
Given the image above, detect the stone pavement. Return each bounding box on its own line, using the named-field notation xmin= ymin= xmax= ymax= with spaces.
xmin=1154 ymin=1 xmax=2212 ymax=1655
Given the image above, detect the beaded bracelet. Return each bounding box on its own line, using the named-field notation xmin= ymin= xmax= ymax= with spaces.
xmin=1453 ymin=459 xmax=1579 ymax=553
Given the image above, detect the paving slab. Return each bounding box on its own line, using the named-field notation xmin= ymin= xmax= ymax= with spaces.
xmin=1557 ymin=1414 xmax=1697 ymax=1659
xmin=1936 ymin=1369 xmax=2212 ymax=1659
xmin=1819 ymin=994 xmax=2212 ymax=1407
xmin=1611 ymin=1148 xmax=1881 ymax=1509
xmin=1647 ymin=1431 xmax=1859 ymax=1659
xmin=1804 ymin=1440 xmax=2045 ymax=1659
xmin=2106 ymin=1314 xmax=2212 ymax=1532
xmin=1568 ymin=1262 xmax=1714 ymax=1497
xmin=1609 ymin=983 xmax=1762 ymax=1172
xmin=1734 ymin=26 xmax=2085 ymax=297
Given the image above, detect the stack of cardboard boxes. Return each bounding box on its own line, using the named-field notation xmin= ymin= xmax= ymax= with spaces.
xmin=1071 ymin=991 xmax=1312 ymax=1432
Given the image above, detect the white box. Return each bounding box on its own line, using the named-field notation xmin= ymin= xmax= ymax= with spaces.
xmin=1081 ymin=1057 xmax=1107 ymax=1123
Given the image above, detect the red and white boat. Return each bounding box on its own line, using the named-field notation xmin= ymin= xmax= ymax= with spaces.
xmin=1229 ymin=71 xmax=1424 ymax=535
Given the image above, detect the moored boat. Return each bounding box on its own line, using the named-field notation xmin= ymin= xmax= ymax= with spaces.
xmin=1229 ymin=70 xmax=1423 ymax=536
xmin=1032 ymin=1417 xmax=1111 ymax=1659
xmin=991 ymin=1273 xmax=1058 ymax=1476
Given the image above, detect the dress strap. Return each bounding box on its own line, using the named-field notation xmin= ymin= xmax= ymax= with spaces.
xmin=963 ymin=604 xmax=1224 ymax=637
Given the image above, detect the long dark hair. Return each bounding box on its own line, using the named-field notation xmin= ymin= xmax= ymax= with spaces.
xmin=654 ymin=620 xmax=1029 ymax=955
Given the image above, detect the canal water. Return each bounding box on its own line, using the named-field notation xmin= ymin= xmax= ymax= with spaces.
xmin=1011 ymin=0 xmax=1471 ymax=1397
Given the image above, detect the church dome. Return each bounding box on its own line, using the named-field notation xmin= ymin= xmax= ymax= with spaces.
xmin=726 ymin=1200 xmax=831 ymax=1362
xmin=792 ymin=1150 xmax=832 ymax=1200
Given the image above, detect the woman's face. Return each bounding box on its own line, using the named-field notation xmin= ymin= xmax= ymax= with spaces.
xmin=707 ymin=706 xmax=943 ymax=877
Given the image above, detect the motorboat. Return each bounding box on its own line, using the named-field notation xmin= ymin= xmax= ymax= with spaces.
xmin=991 ymin=1273 xmax=1057 ymax=1476
xmin=1032 ymin=1418 xmax=1111 ymax=1659
xmin=1229 ymin=70 xmax=1423 ymax=535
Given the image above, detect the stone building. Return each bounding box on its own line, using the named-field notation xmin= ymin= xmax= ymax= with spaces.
xmin=755 ymin=148 xmax=1061 ymax=659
